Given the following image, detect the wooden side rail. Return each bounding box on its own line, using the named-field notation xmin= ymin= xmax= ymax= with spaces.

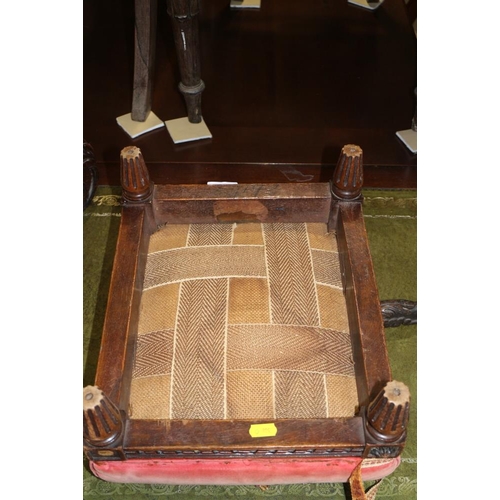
xmin=152 ymin=183 xmax=332 ymax=225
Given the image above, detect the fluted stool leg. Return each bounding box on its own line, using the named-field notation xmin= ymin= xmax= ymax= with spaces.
xmin=331 ymin=144 xmax=364 ymax=201
xmin=327 ymin=144 xmax=364 ymax=232
xmin=120 ymin=146 xmax=153 ymax=204
xmin=83 ymin=386 xmax=124 ymax=447
xmin=366 ymin=380 xmax=410 ymax=443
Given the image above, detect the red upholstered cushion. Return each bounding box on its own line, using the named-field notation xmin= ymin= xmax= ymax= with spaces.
xmin=91 ymin=456 xmax=400 ymax=485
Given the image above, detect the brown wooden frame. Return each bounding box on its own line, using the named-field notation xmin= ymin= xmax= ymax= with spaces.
xmin=84 ymin=145 xmax=409 ymax=463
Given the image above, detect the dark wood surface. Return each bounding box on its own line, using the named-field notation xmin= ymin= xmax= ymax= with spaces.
xmin=84 ymin=0 xmax=416 ymax=186
xmin=124 ymin=417 xmax=366 ymax=453
xmin=131 ymin=0 xmax=158 ymax=121
xmin=167 ymin=0 xmax=205 ymax=123
xmin=95 ymin=206 xmax=150 ymax=409
xmin=337 ymin=202 xmax=391 ymax=408
xmin=153 ymin=182 xmax=332 ymax=224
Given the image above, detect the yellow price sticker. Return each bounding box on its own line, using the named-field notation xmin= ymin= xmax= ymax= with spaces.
xmin=97 ymin=450 xmax=114 ymax=457
xmin=249 ymin=423 xmax=278 ymax=438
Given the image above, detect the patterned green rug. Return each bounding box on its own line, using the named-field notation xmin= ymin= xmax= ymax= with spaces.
xmin=83 ymin=187 xmax=416 ymax=499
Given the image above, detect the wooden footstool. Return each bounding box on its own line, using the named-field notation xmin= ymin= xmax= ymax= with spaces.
xmin=83 ymin=144 xmax=411 ymax=499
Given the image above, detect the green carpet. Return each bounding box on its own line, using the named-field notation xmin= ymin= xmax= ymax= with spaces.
xmin=83 ymin=187 xmax=417 ymax=499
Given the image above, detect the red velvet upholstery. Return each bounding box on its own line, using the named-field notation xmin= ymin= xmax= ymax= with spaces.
xmin=91 ymin=456 xmax=400 ymax=485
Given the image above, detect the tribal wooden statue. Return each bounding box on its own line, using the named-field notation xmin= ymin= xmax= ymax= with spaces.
xmin=131 ymin=0 xmax=205 ymax=124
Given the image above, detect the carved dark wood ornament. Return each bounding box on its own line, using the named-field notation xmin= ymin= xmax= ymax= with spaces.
xmin=380 ymin=300 xmax=417 ymax=327
xmin=167 ymin=0 xmax=204 ymax=123
xmin=366 ymin=381 xmax=410 ymax=443
xmin=131 ymin=0 xmax=158 ymax=122
xmin=331 ymin=144 xmax=364 ymax=200
xmin=367 ymin=446 xmax=401 ymax=458
xmin=120 ymin=447 xmax=365 ymax=461
xmin=83 ymin=386 xmax=124 ymax=447
xmin=83 ymin=140 xmax=98 ymax=210
xmin=120 ymin=146 xmax=153 ymax=203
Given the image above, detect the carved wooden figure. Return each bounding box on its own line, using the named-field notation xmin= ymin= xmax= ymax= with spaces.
xmin=131 ymin=0 xmax=204 ymax=124
xmin=167 ymin=0 xmax=204 ymax=123
xmin=131 ymin=0 xmax=158 ymax=122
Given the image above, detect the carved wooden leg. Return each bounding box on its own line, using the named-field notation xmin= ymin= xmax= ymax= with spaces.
xmin=366 ymin=380 xmax=410 ymax=444
xmin=83 ymin=386 xmax=124 ymax=447
xmin=380 ymin=300 xmax=417 ymax=328
xmin=131 ymin=0 xmax=158 ymax=122
xmin=120 ymin=146 xmax=159 ymax=233
xmin=167 ymin=0 xmax=204 ymax=123
xmin=120 ymin=146 xmax=154 ymax=203
xmin=328 ymin=144 xmax=364 ymax=232
xmin=331 ymin=144 xmax=363 ymax=201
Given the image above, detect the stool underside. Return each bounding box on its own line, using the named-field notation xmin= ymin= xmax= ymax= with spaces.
xmin=129 ymin=222 xmax=359 ymax=421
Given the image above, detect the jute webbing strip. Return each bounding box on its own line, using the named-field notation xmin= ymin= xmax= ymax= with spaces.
xmin=274 ymin=371 xmax=327 ymax=418
xmin=306 ymin=222 xmax=339 ymax=252
xmin=227 ymin=324 xmax=355 ymax=376
xmin=137 ymin=283 xmax=179 ymax=334
xmin=263 ymin=223 xmax=320 ymax=326
xmin=148 ymin=224 xmax=189 ymax=253
xmin=129 ymin=375 xmax=171 ymax=420
xmin=326 ymin=374 xmax=359 ymax=417
xmin=170 ymin=278 xmax=227 ymax=419
xmin=317 ymin=284 xmax=350 ymax=331
xmin=311 ymin=249 xmax=343 ymax=288
xmin=143 ymin=246 xmax=267 ymax=289
xmin=228 ymin=277 xmax=270 ymax=324
xmin=132 ymin=329 xmax=174 ymax=378
xmin=187 ymin=223 xmax=233 ymax=247
xmin=226 ymin=370 xmax=274 ymax=419
xmin=232 ymin=222 xmax=264 ymax=245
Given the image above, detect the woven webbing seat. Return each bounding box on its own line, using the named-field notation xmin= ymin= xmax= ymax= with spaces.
xmin=130 ymin=222 xmax=357 ymax=421
xmin=83 ymin=145 xmax=411 ymax=500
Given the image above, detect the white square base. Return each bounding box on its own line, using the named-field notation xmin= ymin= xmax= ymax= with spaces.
xmin=396 ymin=129 xmax=417 ymax=154
xmin=230 ymin=0 xmax=261 ymax=9
xmin=347 ymin=0 xmax=384 ymax=10
xmin=165 ymin=117 xmax=212 ymax=144
xmin=116 ymin=111 xmax=165 ymax=139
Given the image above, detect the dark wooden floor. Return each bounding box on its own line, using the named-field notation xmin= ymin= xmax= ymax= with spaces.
xmin=83 ymin=0 xmax=417 ymax=188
